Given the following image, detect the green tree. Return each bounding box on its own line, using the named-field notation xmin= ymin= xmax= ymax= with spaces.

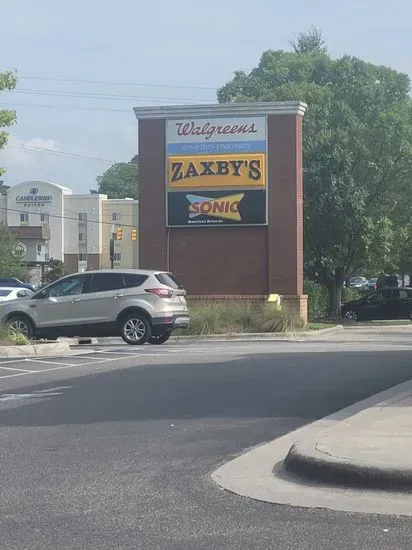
xmin=218 ymin=30 xmax=412 ymax=317
xmin=43 ymin=259 xmax=66 ymax=284
xmin=92 ymin=155 xmax=138 ymax=199
xmin=0 ymin=70 xmax=17 ymax=178
xmin=0 ymin=224 xmax=27 ymax=280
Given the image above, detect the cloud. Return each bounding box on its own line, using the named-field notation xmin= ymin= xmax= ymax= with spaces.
xmin=0 ymin=135 xmax=60 ymax=166
xmin=0 ymin=135 xmax=59 ymax=168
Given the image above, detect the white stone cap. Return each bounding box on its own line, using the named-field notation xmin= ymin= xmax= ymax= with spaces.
xmin=133 ymin=101 xmax=307 ymax=120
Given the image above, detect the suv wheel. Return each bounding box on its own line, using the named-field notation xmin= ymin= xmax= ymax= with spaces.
xmin=148 ymin=331 xmax=172 ymax=345
xmin=8 ymin=315 xmax=34 ymax=339
xmin=120 ymin=313 xmax=151 ymax=345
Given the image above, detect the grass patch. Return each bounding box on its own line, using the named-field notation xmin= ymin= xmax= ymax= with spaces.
xmin=306 ymin=322 xmax=336 ymax=330
xmin=0 ymin=324 xmax=30 ymax=346
xmin=177 ymin=301 xmax=305 ymax=335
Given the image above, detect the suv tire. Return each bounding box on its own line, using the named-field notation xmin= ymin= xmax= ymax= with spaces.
xmin=8 ymin=315 xmax=35 ymax=339
xmin=120 ymin=312 xmax=151 ymax=345
xmin=148 ymin=331 xmax=172 ymax=345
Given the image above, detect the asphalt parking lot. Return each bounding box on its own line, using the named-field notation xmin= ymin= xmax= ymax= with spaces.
xmin=2 ymin=332 xmax=412 ymax=549
xmin=0 ymin=345 xmax=190 ymax=381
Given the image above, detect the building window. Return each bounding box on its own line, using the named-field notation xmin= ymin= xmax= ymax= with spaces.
xmin=78 ymin=213 xmax=87 ymax=221
xmin=112 ymin=212 xmax=121 ymax=221
xmin=78 ymin=253 xmax=87 ymax=261
xmin=40 ymin=213 xmax=49 ymax=223
xmin=37 ymin=244 xmax=42 ymax=254
xmin=20 ymin=213 xmax=29 ymax=224
xmin=114 ymin=252 xmax=121 ymax=261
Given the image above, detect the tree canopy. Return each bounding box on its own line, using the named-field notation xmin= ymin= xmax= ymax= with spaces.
xmin=43 ymin=258 xmax=66 ymax=284
xmin=218 ymin=30 xmax=412 ymax=316
xmin=93 ymin=155 xmax=138 ymax=199
xmin=0 ymin=224 xmax=28 ymax=280
xmin=0 ymin=70 xmax=17 ymax=179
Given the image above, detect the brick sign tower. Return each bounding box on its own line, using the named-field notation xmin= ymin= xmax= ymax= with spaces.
xmin=133 ymin=101 xmax=307 ymax=321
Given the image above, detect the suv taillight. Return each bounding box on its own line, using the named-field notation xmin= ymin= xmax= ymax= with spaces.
xmin=145 ymin=288 xmax=174 ymax=299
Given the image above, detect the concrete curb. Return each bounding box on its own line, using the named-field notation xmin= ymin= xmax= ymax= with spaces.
xmin=284 ymin=440 xmax=412 ymax=492
xmin=211 ymin=378 xmax=412 ymax=516
xmin=0 ymin=341 xmax=71 ymax=358
xmin=171 ymin=325 xmax=344 ymax=342
xmin=344 ymin=324 xmax=412 ymax=332
xmin=70 ymin=325 xmax=344 ymax=346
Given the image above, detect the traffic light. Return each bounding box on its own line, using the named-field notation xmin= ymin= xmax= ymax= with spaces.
xmin=131 ymin=228 xmax=137 ymax=241
xmin=116 ymin=227 xmax=123 ymax=240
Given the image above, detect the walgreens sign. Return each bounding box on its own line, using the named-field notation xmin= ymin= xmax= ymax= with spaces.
xmin=166 ymin=116 xmax=266 ymax=144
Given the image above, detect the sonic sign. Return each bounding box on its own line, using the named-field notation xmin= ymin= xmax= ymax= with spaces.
xmin=166 ymin=116 xmax=267 ymax=227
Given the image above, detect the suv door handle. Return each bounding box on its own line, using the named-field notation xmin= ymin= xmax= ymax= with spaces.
xmin=71 ymin=298 xmax=81 ymax=303
xmin=113 ymin=294 xmax=124 ymax=299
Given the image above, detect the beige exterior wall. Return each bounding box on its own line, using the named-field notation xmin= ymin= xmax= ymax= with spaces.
xmin=101 ymin=199 xmax=139 ymax=269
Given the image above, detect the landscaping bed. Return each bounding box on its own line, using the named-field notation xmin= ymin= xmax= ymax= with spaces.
xmin=175 ymin=301 xmax=306 ymax=336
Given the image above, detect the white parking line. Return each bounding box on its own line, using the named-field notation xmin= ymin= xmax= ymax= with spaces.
xmin=28 ymin=359 xmax=77 ymax=367
xmin=0 ymin=366 xmax=35 ymax=372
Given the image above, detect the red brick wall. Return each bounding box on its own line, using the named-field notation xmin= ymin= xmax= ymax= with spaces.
xmin=138 ymin=112 xmax=303 ymax=297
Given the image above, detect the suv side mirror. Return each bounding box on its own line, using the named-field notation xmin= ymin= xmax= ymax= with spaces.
xmin=34 ymin=288 xmax=49 ymax=300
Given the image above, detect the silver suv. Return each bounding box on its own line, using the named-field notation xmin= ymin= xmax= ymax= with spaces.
xmin=0 ymin=269 xmax=190 ymax=345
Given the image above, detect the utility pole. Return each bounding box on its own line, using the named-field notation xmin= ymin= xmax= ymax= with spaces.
xmin=110 ymin=223 xmax=115 ymax=269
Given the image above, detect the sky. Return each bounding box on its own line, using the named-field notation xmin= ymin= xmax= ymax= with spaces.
xmin=1 ymin=0 xmax=411 ymax=194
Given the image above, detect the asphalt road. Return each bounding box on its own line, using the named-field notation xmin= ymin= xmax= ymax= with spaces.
xmin=1 ymin=337 xmax=412 ymax=549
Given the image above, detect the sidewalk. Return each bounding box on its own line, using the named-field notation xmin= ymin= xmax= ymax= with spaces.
xmin=212 ymin=379 xmax=412 ymax=516
xmin=284 ymin=385 xmax=412 ymax=491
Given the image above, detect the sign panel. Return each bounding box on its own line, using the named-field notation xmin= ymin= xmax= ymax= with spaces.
xmin=167 ymin=189 xmax=267 ymax=227
xmin=167 ymin=153 xmax=265 ymax=189
xmin=166 ymin=117 xmax=266 ymax=154
xmin=166 ymin=116 xmax=267 ymax=226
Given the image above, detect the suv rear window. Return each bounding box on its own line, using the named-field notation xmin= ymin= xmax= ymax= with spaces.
xmin=155 ymin=272 xmax=183 ymax=289
xmin=89 ymin=273 xmax=125 ymax=292
xmin=124 ymin=274 xmax=148 ymax=288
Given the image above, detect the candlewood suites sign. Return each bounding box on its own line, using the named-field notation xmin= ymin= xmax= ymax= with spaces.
xmin=166 ymin=116 xmax=267 ymax=227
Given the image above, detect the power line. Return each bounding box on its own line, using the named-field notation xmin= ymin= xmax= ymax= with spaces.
xmin=18 ymin=75 xmax=217 ymax=91
xmin=11 ymin=88 xmax=215 ymax=103
xmin=6 ymin=141 xmax=139 ymax=166
xmin=0 ymin=102 xmax=135 ymax=113
xmin=0 ymin=205 xmax=138 ymax=228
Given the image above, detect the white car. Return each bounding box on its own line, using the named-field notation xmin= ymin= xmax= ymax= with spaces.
xmin=0 ymin=287 xmax=34 ymax=302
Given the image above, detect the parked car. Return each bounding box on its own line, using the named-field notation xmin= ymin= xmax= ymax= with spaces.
xmin=376 ymin=274 xmax=400 ymax=289
xmin=348 ymin=277 xmax=369 ymax=289
xmin=367 ymin=277 xmax=378 ymax=290
xmin=341 ymin=287 xmax=412 ymax=322
xmin=0 ymin=287 xmax=34 ymax=302
xmin=0 ymin=269 xmax=190 ymax=345
xmin=0 ymin=277 xmax=36 ymax=292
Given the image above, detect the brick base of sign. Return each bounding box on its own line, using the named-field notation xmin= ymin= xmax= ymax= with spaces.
xmin=187 ymin=294 xmax=308 ymax=324
xmin=280 ymin=294 xmax=308 ymax=324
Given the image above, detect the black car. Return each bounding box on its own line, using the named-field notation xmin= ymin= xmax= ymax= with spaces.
xmin=0 ymin=277 xmax=36 ymax=292
xmin=341 ymin=287 xmax=412 ymax=322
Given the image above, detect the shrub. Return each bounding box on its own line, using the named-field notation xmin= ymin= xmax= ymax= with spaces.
xmin=179 ymin=300 xmax=304 ymax=335
xmin=304 ymin=280 xmax=328 ymax=321
xmin=0 ymin=324 xmax=30 ymax=346
xmin=342 ymin=287 xmax=368 ymax=302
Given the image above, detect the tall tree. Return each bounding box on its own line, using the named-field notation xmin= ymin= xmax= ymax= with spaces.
xmin=92 ymin=155 xmax=138 ymax=199
xmin=0 ymin=70 xmax=17 ymax=178
xmin=290 ymin=26 xmax=327 ymax=54
xmin=218 ymin=31 xmax=412 ymax=317
xmin=0 ymin=224 xmax=27 ymax=280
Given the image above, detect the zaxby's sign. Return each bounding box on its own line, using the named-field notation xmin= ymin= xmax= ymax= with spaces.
xmin=168 ymin=154 xmax=265 ymax=189
xmin=166 ymin=116 xmax=267 ymax=227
